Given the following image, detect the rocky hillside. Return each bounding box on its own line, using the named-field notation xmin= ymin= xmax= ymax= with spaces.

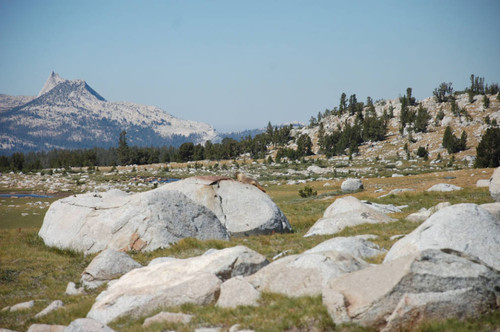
xmin=0 ymin=72 xmax=217 ymax=153
xmin=291 ymin=91 xmax=500 ymax=163
xmin=0 ymin=94 xmax=34 ymax=112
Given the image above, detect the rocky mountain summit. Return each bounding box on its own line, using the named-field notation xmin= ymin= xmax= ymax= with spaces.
xmin=0 ymin=72 xmax=217 ymax=153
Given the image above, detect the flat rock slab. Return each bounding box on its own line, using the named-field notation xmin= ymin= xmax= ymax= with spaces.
xmin=159 ymin=177 xmax=292 ymax=236
xmin=384 ymin=203 xmax=500 ymax=270
xmin=305 ymin=196 xmax=395 ymax=237
xmin=63 ymin=318 xmax=115 ymax=332
xmin=39 ymin=189 xmax=229 ymax=255
xmin=8 ymin=300 xmax=34 ymax=312
xmin=87 ymin=246 xmax=268 ymax=324
xmin=426 ymin=183 xmax=462 ymax=192
xmin=405 ymin=202 xmax=451 ymax=223
xmin=323 ymin=249 xmax=500 ymax=330
xmin=246 ymin=250 xmax=367 ymax=297
xmin=27 ymin=324 xmax=66 ymax=332
xmin=34 ymin=300 xmax=63 ymax=318
xmin=304 ymin=236 xmax=386 ymax=259
xmin=142 ymin=312 xmax=193 ymax=327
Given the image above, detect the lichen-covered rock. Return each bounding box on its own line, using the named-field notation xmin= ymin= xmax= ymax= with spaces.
xmin=63 ymin=318 xmax=114 ymax=332
xmin=217 ymin=277 xmax=260 ymax=308
xmin=405 ymin=202 xmax=451 ymax=222
xmin=87 ymin=246 xmax=268 ymax=324
xmin=39 ymin=189 xmax=229 ymax=255
xmin=304 ymin=236 xmax=386 ymax=259
xmin=159 ymin=177 xmax=292 ymax=236
xmin=81 ymin=249 xmax=141 ymax=289
xmin=323 ymin=249 xmax=500 ymax=330
xmin=305 ymin=196 xmax=395 ymax=237
xmin=426 ymin=183 xmax=462 ymax=192
xmin=341 ymin=178 xmax=363 ymax=193
xmin=384 ymin=203 xmax=500 ymax=270
xmin=246 ymin=251 xmax=367 ymax=297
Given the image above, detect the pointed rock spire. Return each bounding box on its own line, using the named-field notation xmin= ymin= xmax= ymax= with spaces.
xmin=37 ymin=71 xmax=66 ymax=97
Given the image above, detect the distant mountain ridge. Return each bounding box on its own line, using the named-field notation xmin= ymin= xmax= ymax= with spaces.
xmin=0 ymin=72 xmax=217 ymax=154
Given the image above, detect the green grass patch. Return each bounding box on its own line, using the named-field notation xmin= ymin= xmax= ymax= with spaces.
xmin=111 ymin=292 xmax=335 ymax=332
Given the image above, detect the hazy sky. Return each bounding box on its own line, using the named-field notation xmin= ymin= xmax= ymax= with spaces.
xmin=1 ymin=1 xmax=499 ymax=132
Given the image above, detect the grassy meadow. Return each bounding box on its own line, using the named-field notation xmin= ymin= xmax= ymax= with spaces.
xmin=0 ymin=167 xmax=499 ymax=331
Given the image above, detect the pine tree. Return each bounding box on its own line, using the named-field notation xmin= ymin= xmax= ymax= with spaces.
xmin=459 ymin=131 xmax=467 ymax=151
xmin=117 ymin=130 xmax=129 ymax=165
xmin=483 ymin=95 xmax=490 ymax=109
xmin=442 ymin=126 xmax=457 ymax=153
xmin=475 ymin=128 xmax=500 ymax=168
xmin=415 ymin=105 xmax=430 ymax=133
xmin=339 ymin=93 xmax=347 ymax=114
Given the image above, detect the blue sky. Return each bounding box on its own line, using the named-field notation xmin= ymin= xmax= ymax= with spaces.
xmin=1 ymin=1 xmax=499 ymax=132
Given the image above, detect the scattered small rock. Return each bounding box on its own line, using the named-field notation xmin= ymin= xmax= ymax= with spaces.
xmin=27 ymin=324 xmax=65 ymax=332
xmin=65 ymin=282 xmax=84 ymax=295
xmin=476 ymin=179 xmax=490 ymax=187
xmin=341 ymin=178 xmax=363 ymax=193
xmin=63 ymin=318 xmax=115 ymax=332
xmin=304 ymin=236 xmax=386 ymax=259
xmin=81 ymin=249 xmax=141 ymax=289
xmin=34 ymin=300 xmax=63 ymax=318
xmin=142 ymin=312 xmax=193 ymax=328
xmin=9 ymin=300 xmax=35 ymax=312
xmin=378 ymin=188 xmax=415 ymax=198
xmin=426 ymin=183 xmax=462 ymax=192
xmin=217 ymin=276 xmax=260 ymax=308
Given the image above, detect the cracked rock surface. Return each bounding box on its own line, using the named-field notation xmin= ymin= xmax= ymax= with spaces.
xmin=39 ymin=188 xmax=229 ymax=255
xmin=87 ymin=246 xmax=268 ymax=324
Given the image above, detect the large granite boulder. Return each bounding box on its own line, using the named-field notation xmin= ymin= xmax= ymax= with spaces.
xmin=490 ymin=167 xmax=500 ymax=202
xmin=39 ymin=189 xmax=229 ymax=255
xmin=81 ymin=249 xmax=141 ymax=289
xmin=159 ymin=177 xmax=292 ymax=236
xmin=87 ymin=246 xmax=268 ymax=324
xmin=304 ymin=236 xmax=386 ymax=259
xmin=341 ymin=178 xmax=363 ymax=193
xmin=304 ymin=196 xmax=395 ymax=237
xmin=323 ymin=249 xmax=500 ymax=331
xmin=245 ymin=251 xmax=367 ymax=297
xmin=384 ymin=203 xmax=500 ymax=270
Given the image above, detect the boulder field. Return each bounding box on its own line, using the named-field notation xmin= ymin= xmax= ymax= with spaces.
xmin=31 ymin=174 xmax=500 ymax=331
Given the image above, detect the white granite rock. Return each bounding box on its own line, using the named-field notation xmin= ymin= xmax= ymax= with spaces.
xmin=39 ymin=189 xmax=229 ymax=255
xmin=341 ymin=178 xmax=363 ymax=193
xmin=159 ymin=177 xmax=292 ymax=236
xmin=426 ymin=183 xmax=462 ymax=192
xmin=81 ymin=249 xmax=141 ymax=289
xmin=304 ymin=236 xmax=386 ymax=259
xmin=323 ymin=249 xmax=500 ymax=330
xmin=246 ymin=251 xmax=367 ymax=297
xmin=385 ymin=204 xmax=500 ymax=270
xmin=490 ymin=167 xmax=500 ymax=202
xmin=87 ymin=246 xmax=268 ymax=324
xmin=305 ymin=196 xmax=395 ymax=237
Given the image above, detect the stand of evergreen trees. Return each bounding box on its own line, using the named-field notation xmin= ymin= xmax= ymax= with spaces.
xmin=0 ymin=125 xmax=293 ymax=173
